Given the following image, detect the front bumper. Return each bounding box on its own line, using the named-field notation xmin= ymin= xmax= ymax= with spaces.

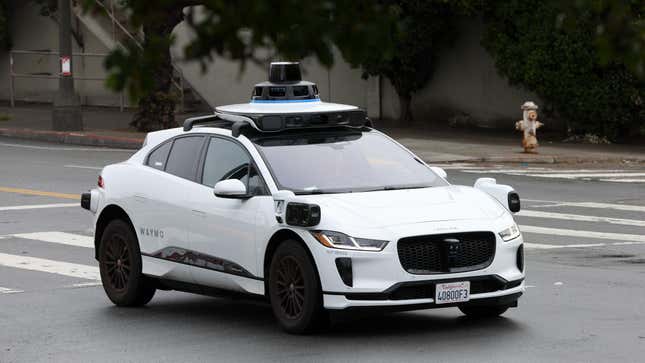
xmin=295 ymin=223 xmax=525 ymax=310
xmin=323 ymin=277 xmax=524 ymax=310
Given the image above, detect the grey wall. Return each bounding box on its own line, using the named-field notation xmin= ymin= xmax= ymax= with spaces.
xmin=381 ymin=19 xmax=542 ymax=128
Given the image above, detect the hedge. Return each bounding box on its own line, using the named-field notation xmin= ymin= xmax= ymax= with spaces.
xmin=482 ymin=0 xmax=644 ymax=141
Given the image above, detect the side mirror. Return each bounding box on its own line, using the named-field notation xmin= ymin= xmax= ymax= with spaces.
xmin=213 ymin=179 xmax=249 ymax=199
xmin=429 ymin=166 xmax=447 ymax=179
xmin=474 ymin=177 xmax=521 ymax=213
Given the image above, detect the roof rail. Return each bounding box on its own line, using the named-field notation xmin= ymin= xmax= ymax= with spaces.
xmin=183 ymin=115 xmax=220 ymax=131
xmin=215 ymin=112 xmax=261 ymax=137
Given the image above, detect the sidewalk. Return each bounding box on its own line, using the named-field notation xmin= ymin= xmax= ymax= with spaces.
xmin=1 ymin=104 xmax=644 ymax=164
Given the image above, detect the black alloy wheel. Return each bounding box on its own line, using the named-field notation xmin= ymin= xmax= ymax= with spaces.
xmin=275 ymin=256 xmax=306 ymax=320
xmin=99 ymin=219 xmax=156 ymax=307
xmin=269 ymin=240 xmax=328 ymax=334
xmin=104 ymin=234 xmax=130 ymax=291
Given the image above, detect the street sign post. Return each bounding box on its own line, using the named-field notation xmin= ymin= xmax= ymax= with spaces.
xmin=52 ymin=0 xmax=83 ymax=131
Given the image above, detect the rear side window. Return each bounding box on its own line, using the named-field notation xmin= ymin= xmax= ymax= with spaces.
xmin=165 ymin=136 xmax=204 ymax=180
xmin=146 ymin=142 xmax=172 ymax=170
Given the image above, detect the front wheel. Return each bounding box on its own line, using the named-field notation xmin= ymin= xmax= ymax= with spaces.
xmin=268 ymin=240 xmax=328 ymax=334
xmin=459 ymin=304 xmax=509 ymax=318
xmin=98 ymin=219 xmax=156 ymax=307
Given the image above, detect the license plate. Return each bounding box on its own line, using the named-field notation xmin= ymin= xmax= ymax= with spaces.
xmin=435 ymin=281 xmax=470 ymax=304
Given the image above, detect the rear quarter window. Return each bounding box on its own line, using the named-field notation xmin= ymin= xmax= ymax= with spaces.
xmin=164 ymin=136 xmax=205 ymax=181
xmin=146 ymin=141 xmax=172 ymax=171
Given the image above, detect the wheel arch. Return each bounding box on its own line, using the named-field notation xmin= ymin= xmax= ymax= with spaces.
xmin=263 ymin=229 xmax=321 ymax=297
xmin=94 ymin=204 xmax=136 ymax=260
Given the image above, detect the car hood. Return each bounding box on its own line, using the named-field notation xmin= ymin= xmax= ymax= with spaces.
xmin=300 ymin=185 xmax=507 ymax=229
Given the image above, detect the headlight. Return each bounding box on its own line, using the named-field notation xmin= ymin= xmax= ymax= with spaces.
xmin=311 ymin=231 xmax=388 ymax=252
xmin=498 ymin=223 xmax=521 ymax=242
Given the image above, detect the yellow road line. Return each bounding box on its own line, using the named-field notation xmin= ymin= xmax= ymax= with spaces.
xmin=0 ymin=186 xmax=79 ymax=200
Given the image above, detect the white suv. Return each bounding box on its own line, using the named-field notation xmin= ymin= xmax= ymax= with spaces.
xmin=81 ymin=63 xmax=524 ymax=333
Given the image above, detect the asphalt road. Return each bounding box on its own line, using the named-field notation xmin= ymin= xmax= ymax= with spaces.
xmin=0 ymin=136 xmax=644 ymax=363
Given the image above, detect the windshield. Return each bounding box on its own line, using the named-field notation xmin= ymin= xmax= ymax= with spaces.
xmin=252 ymin=130 xmax=448 ymax=194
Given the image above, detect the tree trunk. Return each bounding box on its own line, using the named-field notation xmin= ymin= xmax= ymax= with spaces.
xmin=398 ymin=92 xmax=413 ymax=126
xmin=130 ymin=8 xmax=184 ymax=132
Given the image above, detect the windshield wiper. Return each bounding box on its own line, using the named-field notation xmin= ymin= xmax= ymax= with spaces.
xmin=295 ymin=189 xmax=335 ymax=195
xmin=362 ymin=185 xmax=430 ymax=192
xmin=295 ymin=188 xmax=355 ymax=195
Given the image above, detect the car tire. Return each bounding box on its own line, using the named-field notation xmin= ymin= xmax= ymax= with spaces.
xmin=99 ymin=219 xmax=156 ymax=307
xmin=459 ymin=304 xmax=509 ymax=318
xmin=268 ymin=240 xmax=328 ymax=334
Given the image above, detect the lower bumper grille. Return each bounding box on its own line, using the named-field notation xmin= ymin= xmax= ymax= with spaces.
xmin=344 ymin=275 xmax=523 ymax=301
xmin=397 ymin=231 xmax=496 ymax=274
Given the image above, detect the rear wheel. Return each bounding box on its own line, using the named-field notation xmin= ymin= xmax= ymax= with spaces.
xmin=459 ymin=304 xmax=509 ymax=318
xmin=99 ymin=219 xmax=156 ymax=307
xmin=268 ymin=240 xmax=328 ymax=334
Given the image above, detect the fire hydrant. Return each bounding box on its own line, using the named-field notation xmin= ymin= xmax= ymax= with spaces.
xmin=515 ymin=101 xmax=543 ymax=153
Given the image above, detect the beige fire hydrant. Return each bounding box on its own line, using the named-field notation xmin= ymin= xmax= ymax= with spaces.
xmin=515 ymin=101 xmax=543 ymax=153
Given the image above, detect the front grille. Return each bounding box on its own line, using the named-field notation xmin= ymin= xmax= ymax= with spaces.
xmin=397 ymin=232 xmax=496 ymax=274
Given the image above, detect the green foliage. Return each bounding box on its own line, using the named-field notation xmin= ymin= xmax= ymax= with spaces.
xmin=0 ymin=0 xmax=10 ymax=50
xmin=103 ymin=36 xmax=173 ymax=104
xmin=559 ymin=0 xmax=644 ymax=79
xmin=482 ymin=0 xmax=645 ymax=140
xmin=87 ymin=0 xmax=398 ymax=102
xmin=360 ymin=0 xmax=479 ymax=122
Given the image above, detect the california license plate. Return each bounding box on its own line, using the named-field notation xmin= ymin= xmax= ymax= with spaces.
xmin=435 ymin=281 xmax=470 ymax=304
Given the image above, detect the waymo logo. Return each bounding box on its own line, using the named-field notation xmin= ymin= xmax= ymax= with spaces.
xmin=140 ymin=227 xmax=164 ymax=239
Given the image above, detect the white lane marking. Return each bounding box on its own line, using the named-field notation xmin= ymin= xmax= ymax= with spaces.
xmin=461 ymin=169 xmax=626 ymax=174
xmin=525 ymin=239 xmax=645 ymax=249
xmin=64 ymin=164 xmax=103 ymax=170
xmin=524 ymin=242 xmax=608 ymax=249
xmin=0 ymin=253 xmax=99 ymax=280
xmin=599 ymin=178 xmax=645 ymax=183
xmin=517 ymin=210 xmax=645 ymax=227
xmin=0 ymin=203 xmax=78 ymax=211
xmin=10 ymin=231 xmax=94 ymax=249
xmin=0 ymin=142 xmax=132 ymax=152
xmin=521 ymin=225 xmax=645 ymax=243
xmin=457 ymin=168 xmax=645 ymax=183
xmin=523 ymin=172 xmax=645 ymax=179
xmin=0 ymin=287 xmax=24 ymax=294
xmin=65 ymin=282 xmax=103 ymax=288
xmin=526 ymin=200 xmax=645 ymax=213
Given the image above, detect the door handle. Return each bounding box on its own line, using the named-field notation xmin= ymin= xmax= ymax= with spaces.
xmin=191 ymin=209 xmax=206 ymax=216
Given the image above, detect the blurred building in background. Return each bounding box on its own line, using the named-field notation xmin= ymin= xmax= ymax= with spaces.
xmin=0 ymin=1 xmax=540 ymax=128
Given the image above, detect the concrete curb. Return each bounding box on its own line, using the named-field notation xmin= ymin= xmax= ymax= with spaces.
xmin=0 ymin=128 xmax=143 ymax=149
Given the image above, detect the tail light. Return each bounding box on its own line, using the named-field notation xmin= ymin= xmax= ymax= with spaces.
xmin=98 ymin=175 xmax=104 ymax=188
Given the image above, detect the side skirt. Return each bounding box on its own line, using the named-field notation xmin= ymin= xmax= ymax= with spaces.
xmin=153 ymin=277 xmax=267 ymax=302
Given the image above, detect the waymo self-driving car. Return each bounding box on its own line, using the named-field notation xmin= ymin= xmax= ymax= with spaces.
xmin=81 ymin=62 xmax=524 ymax=333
